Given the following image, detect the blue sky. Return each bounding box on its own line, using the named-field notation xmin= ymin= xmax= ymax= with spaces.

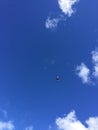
xmin=0 ymin=0 xmax=98 ymax=130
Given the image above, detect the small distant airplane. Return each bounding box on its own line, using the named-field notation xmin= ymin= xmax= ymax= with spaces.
xmin=56 ymin=75 xmax=60 ymax=81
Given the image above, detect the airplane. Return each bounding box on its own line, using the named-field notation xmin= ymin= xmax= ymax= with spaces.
xmin=56 ymin=75 xmax=60 ymax=81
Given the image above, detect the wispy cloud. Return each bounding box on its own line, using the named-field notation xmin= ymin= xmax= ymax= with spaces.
xmin=55 ymin=110 xmax=98 ymax=130
xmin=0 ymin=121 xmax=14 ymax=130
xmin=58 ymin=0 xmax=79 ymax=17
xmin=76 ymin=63 xmax=90 ymax=84
xmin=0 ymin=109 xmax=7 ymax=118
xmin=25 ymin=126 xmax=33 ymax=130
xmin=45 ymin=0 xmax=79 ymax=29
xmin=0 ymin=120 xmax=34 ymax=130
xmin=45 ymin=15 xmax=65 ymax=30
xmin=45 ymin=17 xmax=60 ymax=30
xmin=92 ymin=49 xmax=98 ymax=77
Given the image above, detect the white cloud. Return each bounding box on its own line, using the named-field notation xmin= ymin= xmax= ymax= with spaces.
xmin=25 ymin=126 xmax=33 ymax=130
xmin=76 ymin=48 xmax=98 ymax=85
xmin=58 ymin=0 xmax=79 ymax=17
xmin=76 ymin=63 xmax=90 ymax=84
xmin=86 ymin=117 xmax=98 ymax=130
xmin=56 ymin=111 xmax=98 ymax=130
xmin=0 ymin=121 xmax=15 ymax=130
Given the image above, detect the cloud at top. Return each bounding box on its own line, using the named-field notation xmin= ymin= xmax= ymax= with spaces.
xmin=45 ymin=0 xmax=79 ymax=29
xmin=58 ymin=0 xmax=79 ymax=17
xmin=56 ymin=111 xmax=98 ymax=130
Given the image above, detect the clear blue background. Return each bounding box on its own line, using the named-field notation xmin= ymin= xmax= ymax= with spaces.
xmin=0 ymin=0 xmax=98 ymax=130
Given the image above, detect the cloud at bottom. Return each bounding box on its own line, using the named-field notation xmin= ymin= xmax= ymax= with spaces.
xmin=55 ymin=111 xmax=98 ymax=130
xmin=0 ymin=121 xmax=14 ymax=130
